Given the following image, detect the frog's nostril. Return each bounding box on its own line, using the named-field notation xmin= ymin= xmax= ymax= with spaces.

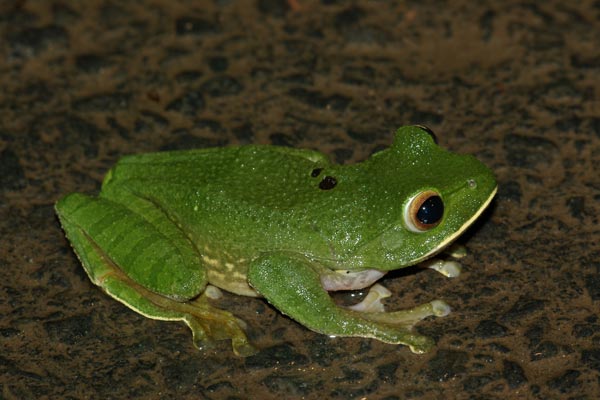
xmin=467 ymin=179 xmax=477 ymax=189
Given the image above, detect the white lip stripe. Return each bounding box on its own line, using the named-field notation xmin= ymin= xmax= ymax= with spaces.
xmin=413 ymin=185 xmax=498 ymax=263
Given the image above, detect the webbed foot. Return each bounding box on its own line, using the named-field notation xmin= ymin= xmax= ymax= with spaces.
xmin=183 ymin=293 xmax=258 ymax=357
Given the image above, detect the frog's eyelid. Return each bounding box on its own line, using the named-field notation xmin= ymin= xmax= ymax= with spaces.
xmin=414 ymin=125 xmax=438 ymax=144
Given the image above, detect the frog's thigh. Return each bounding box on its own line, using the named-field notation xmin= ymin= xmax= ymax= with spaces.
xmin=56 ymin=192 xmax=205 ymax=300
xmin=247 ymin=253 xmax=443 ymax=353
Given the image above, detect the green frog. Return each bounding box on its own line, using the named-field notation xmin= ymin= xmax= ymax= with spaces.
xmin=55 ymin=126 xmax=497 ymax=356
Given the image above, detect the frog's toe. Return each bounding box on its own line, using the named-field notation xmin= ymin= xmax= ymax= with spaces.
xmin=431 ymin=300 xmax=451 ymax=317
xmin=445 ymin=243 xmax=467 ymax=259
xmin=226 ymin=317 xmax=258 ymax=356
xmin=408 ymin=335 xmax=435 ymax=354
xmin=189 ymin=324 xmax=217 ymax=351
xmin=348 ymin=283 xmax=391 ymax=313
xmin=204 ymin=285 xmax=224 ymax=300
xmin=177 ymin=294 xmax=257 ymax=356
xmin=186 ymin=314 xmax=256 ymax=356
xmin=232 ymin=338 xmax=259 ymax=357
xmin=424 ymin=259 xmax=462 ymax=278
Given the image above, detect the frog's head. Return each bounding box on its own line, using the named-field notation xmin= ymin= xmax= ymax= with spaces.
xmin=353 ymin=125 xmax=497 ymax=269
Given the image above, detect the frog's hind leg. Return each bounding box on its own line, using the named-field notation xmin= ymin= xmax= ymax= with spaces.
xmin=248 ymin=252 xmax=448 ymax=354
xmin=91 ymin=268 xmax=257 ymax=356
xmin=105 ymin=277 xmax=257 ymax=356
xmin=56 ymin=193 xmax=256 ymax=356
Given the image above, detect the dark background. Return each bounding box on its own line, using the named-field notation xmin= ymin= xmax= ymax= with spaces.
xmin=1 ymin=1 xmax=599 ymax=398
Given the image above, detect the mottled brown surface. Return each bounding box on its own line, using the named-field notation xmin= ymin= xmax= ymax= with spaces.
xmin=1 ymin=0 xmax=599 ymax=398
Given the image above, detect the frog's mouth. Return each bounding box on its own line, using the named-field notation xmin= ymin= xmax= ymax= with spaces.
xmin=412 ymin=183 xmax=497 ymax=264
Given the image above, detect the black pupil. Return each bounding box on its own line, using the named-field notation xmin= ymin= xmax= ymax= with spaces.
xmin=416 ymin=196 xmax=444 ymax=225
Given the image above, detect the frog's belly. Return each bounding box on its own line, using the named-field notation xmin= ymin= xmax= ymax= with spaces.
xmin=202 ymin=254 xmax=259 ymax=297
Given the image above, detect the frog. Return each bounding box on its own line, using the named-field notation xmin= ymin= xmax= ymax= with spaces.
xmin=55 ymin=125 xmax=497 ymax=356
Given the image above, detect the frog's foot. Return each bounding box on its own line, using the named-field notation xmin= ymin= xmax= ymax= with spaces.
xmin=423 ymin=244 xmax=468 ymax=278
xmin=346 ymin=283 xmax=450 ymax=318
xmin=445 ymin=243 xmax=467 ymax=259
xmin=204 ymin=284 xmax=224 ymax=300
xmin=422 ymin=258 xmax=462 ymax=278
xmin=355 ymin=299 xmax=450 ymax=330
xmin=350 ymin=296 xmax=451 ymax=353
xmin=248 ymin=252 xmax=450 ymax=354
xmin=181 ymin=293 xmax=258 ymax=357
xmin=101 ymin=275 xmax=257 ymax=357
xmin=347 ymin=283 xmax=391 ymax=313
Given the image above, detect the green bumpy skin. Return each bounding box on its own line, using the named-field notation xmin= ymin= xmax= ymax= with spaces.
xmin=55 ymin=126 xmax=497 ymax=356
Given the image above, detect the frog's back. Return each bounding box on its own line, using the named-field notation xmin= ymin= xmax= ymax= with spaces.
xmin=104 ymin=145 xmax=328 ymax=200
xmin=100 ymin=145 xmax=340 ymax=259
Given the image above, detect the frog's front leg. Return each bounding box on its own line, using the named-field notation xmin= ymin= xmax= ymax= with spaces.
xmin=247 ymin=253 xmax=449 ymax=353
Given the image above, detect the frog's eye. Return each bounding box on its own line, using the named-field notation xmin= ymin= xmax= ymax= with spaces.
xmin=404 ymin=190 xmax=444 ymax=232
xmin=415 ymin=125 xmax=438 ymax=144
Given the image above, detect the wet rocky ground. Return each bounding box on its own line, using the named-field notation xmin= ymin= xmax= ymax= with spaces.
xmin=1 ymin=0 xmax=599 ymax=398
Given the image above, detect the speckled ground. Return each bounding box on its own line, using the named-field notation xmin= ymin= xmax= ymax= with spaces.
xmin=1 ymin=0 xmax=599 ymax=399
